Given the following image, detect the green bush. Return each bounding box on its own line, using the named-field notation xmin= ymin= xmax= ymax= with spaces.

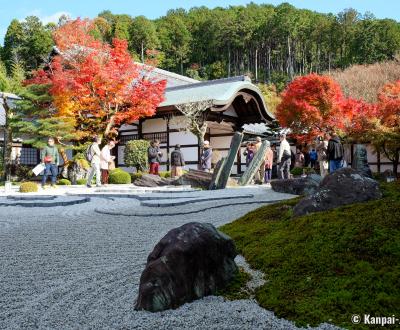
xmin=57 ymin=178 xmax=71 ymax=185
xmin=220 ymin=182 xmax=400 ymax=329
xmin=109 ymin=168 xmax=131 ymax=184
xmin=19 ymin=182 xmax=38 ymax=193
xmin=159 ymin=171 xmax=171 ymax=178
xmin=290 ymin=167 xmax=303 ymax=176
xmin=124 ymin=140 xmax=150 ymax=172
xmin=75 ymin=178 xmax=87 ymax=185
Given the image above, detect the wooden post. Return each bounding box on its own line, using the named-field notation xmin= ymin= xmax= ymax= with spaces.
xmin=166 ymin=117 xmax=170 ymax=171
xmin=239 ymin=140 xmax=269 ymax=186
xmin=215 ymin=132 xmax=243 ymax=189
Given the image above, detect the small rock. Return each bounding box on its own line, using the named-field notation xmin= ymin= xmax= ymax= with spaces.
xmin=271 ymin=174 xmax=322 ymax=196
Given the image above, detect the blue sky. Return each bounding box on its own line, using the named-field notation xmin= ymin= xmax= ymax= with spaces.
xmin=0 ymin=0 xmax=399 ymax=44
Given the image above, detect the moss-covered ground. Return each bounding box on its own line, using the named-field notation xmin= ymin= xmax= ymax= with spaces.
xmin=220 ymin=181 xmax=400 ymax=329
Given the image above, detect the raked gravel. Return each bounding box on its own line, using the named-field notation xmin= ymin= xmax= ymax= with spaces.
xmin=0 ymin=186 xmax=342 ymax=330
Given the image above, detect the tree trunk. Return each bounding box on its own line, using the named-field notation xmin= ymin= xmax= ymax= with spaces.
xmin=393 ymin=150 xmax=399 ymax=179
xmin=104 ymin=115 xmax=116 ymax=138
xmin=141 ymin=41 xmax=145 ymax=63
xmin=2 ymin=99 xmax=12 ymax=181
xmin=255 ymin=48 xmax=258 ymax=82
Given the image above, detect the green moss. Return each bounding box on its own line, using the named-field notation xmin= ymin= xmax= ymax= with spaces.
xmin=130 ymin=171 xmax=144 ymax=182
xmin=290 ymin=167 xmax=303 ymax=176
xmin=57 ymin=178 xmax=71 ymax=185
xmin=19 ymin=182 xmax=38 ymax=193
xmin=220 ymin=181 xmax=400 ymax=329
xmin=75 ymin=178 xmax=87 ymax=185
xmin=109 ymin=168 xmax=131 ymax=184
xmin=216 ymin=268 xmax=252 ymax=300
xmin=159 ymin=171 xmax=171 ymax=178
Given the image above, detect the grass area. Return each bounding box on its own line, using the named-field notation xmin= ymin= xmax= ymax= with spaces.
xmin=220 ymin=181 xmax=400 ymax=329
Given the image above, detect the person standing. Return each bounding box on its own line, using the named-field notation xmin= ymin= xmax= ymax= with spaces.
xmin=309 ymin=148 xmax=318 ymax=169
xmin=271 ymin=144 xmax=278 ymax=179
xmin=254 ymin=136 xmax=265 ymax=184
xmin=264 ymin=144 xmax=274 ymax=185
xmin=200 ymin=140 xmax=213 ymax=172
xmin=170 ymin=144 xmax=185 ymax=177
xmin=41 ymin=137 xmax=60 ymax=188
xmin=327 ymin=132 xmax=344 ymax=173
xmin=87 ymin=136 xmax=102 ymax=188
xmin=277 ymin=134 xmax=292 ymax=180
xmin=148 ymin=139 xmax=163 ymax=175
xmin=294 ymin=147 xmax=305 ymax=168
xmin=243 ymin=142 xmax=255 ymax=167
xmin=316 ymin=135 xmax=329 ymax=177
xmin=100 ymin=140 xmax=116 ymax=185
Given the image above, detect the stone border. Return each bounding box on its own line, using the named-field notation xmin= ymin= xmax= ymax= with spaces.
xmin=7 ymin=195 xmax=57 ymax=201
xmin=140 ymin=194 xmax=254 ymax=207
xmin=0 ymin=197 xmax=91 ymax=208
xmin=95 ymin=199 xmax=287 ymax=217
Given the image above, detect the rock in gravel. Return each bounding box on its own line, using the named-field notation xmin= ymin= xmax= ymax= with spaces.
xmin=135 ymin=222 xmax=238 ymax=312
xmin=293 ymin=167 xmax=381 ymax=216
xmin=134 ymin=174 xmax=176 ymax=187
xmin=271 ymin=174 xmax=322 ymax=196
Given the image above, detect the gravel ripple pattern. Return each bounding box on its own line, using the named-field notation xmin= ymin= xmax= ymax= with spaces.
xmin=0 ymin=187 xmax=342 ymax=330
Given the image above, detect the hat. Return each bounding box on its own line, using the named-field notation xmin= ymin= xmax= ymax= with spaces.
xmin=256 ymin=136 xmax=262 ymax=142
xmin=203 ymin=140 xmax=210 ymax=145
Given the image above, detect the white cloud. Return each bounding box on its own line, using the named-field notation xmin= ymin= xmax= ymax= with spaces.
xmin=22 ymin=9 xmax=73 ymax=25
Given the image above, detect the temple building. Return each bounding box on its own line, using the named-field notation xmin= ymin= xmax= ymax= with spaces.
xmin=117 ymin=68 xmax=274 ymax=174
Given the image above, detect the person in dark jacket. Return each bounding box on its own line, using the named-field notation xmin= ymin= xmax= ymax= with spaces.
xmin=148 ymin=139 xmax=163 ymax=175
xmin=327 ymin=132 xmax=344 ymax=173
xmin=200 ymin=140 xmax=212 ymax=172
xmin=170 ymin=144 xmax=185 ymax=177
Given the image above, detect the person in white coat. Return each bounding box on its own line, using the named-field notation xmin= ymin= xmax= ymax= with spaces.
xmin=87 ymin=136 xmax=102 ymax=188
xmin=100 ymin=140 xmax=116 ymax=184
xmin=277 ymin=134 xmax=292 ymax=180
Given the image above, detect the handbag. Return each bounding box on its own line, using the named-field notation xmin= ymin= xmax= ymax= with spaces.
xmin=108 ymin=160 xmax=116 ymax=171
xmin=44 ymin=155 xmax=53 ymax=163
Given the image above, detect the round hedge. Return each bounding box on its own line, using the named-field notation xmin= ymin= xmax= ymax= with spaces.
xmin=20 ymin=182 xmax=38 ymax=193
xmin=109 ymin=169 xmax=131 ymax=184
xmin=75 ymin=178 xmax=87 ymax=185
xmin=290 ymin=167 xmax=304 ymax=176
xmin=130 ymin=171 xmax=143 ymax=182
xmin=57 ymin=179 xmax=71 ymax=185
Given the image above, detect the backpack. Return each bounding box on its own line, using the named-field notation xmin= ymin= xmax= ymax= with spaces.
xmin=85 ymin=144 xmax=94 ymax=162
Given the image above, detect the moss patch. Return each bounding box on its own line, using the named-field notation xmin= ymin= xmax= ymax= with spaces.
xmin=216 ymin=267 xmax=252 ymax=300
xmin=220 ymin=182 xmax=400 ymax=329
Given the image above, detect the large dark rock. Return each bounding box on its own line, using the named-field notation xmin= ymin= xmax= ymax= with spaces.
xmin=352 ymin=144 xmax=372 ymax=178
xmin=134 ymin=174 xmax=176 ymax=187
xmin=135 ymin=222 xmax=238 ymax=312
xmin=175 ymin=169 xmax=213 ymax=189
xmin=271 ymin=174 xmax=322 ymax=196
xmin=293 ymin=167 xmax=381 ymax=216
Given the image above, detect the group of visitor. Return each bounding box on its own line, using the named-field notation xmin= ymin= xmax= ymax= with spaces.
xmin=146 ymin=139 xmax=187 ymax=177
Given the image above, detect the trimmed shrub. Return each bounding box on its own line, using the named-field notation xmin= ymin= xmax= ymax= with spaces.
xmin=57 ymin=178 xmax=71 ymax=185
xmin=109 ymin=168 xmax=131 ymax=184
xmin=290 ymin=167 xmax=303 ymax=176
xmin=159 ymin=171 xmax=171 ymax=178
xmin=75 ymin=178 xmax=87 ymax=185
xmin=19 ymin=182 xmax=38 ymax=193
xmin=124 ymin=140 xmax=150 ymax=172
xmin=131 ymin=171 xmax=144 ymax=182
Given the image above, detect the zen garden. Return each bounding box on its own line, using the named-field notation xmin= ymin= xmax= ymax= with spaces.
xmin=0 ymin=1 xmax=400 ymax=330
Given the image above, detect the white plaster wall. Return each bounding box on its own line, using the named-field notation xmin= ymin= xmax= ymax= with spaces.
xmin=142 ymin=118 xmax=166 ymax=133
xmin=169 ymin=131 xmax=198 ymax=145
xmin=119 ymin=123 xmax=138 ymax=132
xmin=210 ymin=136 xmax=232 ymax=149
xmin=179 ymin=147 xmax=198 ymax=162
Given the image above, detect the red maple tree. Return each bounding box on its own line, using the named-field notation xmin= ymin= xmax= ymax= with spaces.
xmin=29 ymin=18 xmax=166 ymax=138
xmin=276 ymin=74 xmax=345 ymax=141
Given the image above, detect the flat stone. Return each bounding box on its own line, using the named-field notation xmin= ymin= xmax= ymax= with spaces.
xmin=271 ymin=174 xmax=322 ymax=196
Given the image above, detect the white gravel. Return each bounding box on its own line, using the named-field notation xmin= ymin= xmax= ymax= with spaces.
xmin=0 ymin=186 xmax=342 ymax=330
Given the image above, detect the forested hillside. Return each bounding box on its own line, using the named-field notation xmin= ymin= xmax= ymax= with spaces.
xmin=1 ymin=2 xmax=400 ymax=87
